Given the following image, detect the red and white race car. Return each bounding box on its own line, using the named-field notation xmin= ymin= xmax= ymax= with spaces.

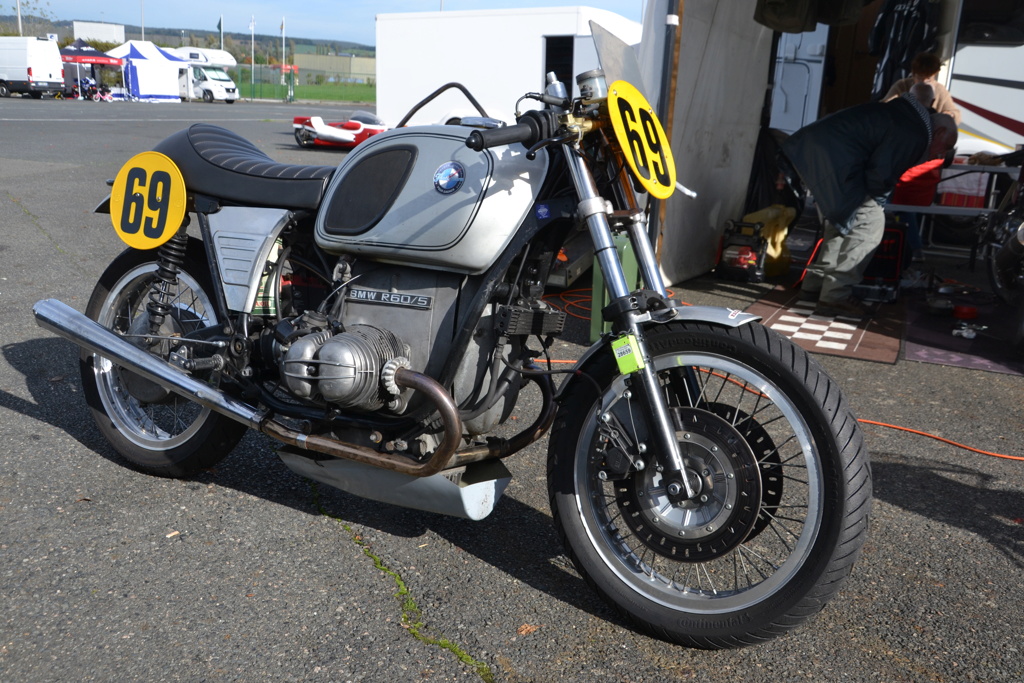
xmin=292 ymin=110 xmax=387 ymax=149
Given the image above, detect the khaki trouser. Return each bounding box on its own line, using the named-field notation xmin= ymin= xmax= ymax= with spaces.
xmin=801 ymin=198 xmax=885 ymax=304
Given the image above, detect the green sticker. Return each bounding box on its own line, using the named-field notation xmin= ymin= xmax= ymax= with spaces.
xmin=611 ymin=334 xmax=645 ymax=374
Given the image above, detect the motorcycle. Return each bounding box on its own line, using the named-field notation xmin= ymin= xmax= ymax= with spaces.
xmin=72 ymin=77 xmax=114 ymax=102
xmin=981 ymin=149 xmax=1024 ymax=352
xmin=32 ymin=26 xmax=870 ymax=649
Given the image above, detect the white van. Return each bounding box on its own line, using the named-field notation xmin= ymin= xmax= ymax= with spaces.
xmin=171 ymin=47 xmax=238 ymax=104
xmin=0 ymin=36 xmax=64 ymax=98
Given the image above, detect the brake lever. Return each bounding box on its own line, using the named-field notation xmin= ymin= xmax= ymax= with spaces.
xmin=526 ymin=130 xmax=581 ymax=160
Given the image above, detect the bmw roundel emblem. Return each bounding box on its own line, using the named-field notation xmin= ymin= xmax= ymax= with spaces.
xmin=433 ymin=161 xmax=466 ymax=195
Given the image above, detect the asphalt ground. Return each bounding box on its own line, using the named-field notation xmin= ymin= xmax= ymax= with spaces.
xmin=1 ymin=97 xmax=1023 ymax=682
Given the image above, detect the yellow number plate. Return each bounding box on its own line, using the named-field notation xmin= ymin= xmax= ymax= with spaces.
xmin=607 ymin=80 xmax=676 ymax=200
xmin=109 ymin=151 xmax=187 ymax=249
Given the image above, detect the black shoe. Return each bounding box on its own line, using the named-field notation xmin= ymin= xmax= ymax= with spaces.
xmin=815 ymin=298 xmax=870 ymax=319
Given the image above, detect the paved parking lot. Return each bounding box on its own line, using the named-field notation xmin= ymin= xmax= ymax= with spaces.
xmin=2 ymin=97 xmax=1023 ymax=682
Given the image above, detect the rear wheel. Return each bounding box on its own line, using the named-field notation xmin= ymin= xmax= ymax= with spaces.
xmin=0 ymin=82 xmax=10 ymax=97
xmin=547 ymin=321 xmax=871 ymax=649
xmin=79 ymin=241 xmax=246 ymax=477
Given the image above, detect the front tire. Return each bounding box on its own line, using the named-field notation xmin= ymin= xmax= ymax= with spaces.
xmin=79 ymin=241 xmax=246 ymax=477
xmin=548 ymin=321 xmax=871 ymax=649
xmin=202 ymin=89 xmax=214 ymax=103
xmin=294 ymin=128 xmax=315 ymax=148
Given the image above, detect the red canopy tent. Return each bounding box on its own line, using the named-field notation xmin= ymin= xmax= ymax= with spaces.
xmin=60 ymin=39 xmax=123 ymax=97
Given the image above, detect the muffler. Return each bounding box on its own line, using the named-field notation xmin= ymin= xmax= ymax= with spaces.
xmin=32 ymin=298 xmax=463 ymax=477
xmin=33 ymin=298 xmax=264 ymax=429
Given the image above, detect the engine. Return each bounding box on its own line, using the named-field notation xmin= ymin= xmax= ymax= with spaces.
xmin=279 ymin=315 xmax=410 ymax=412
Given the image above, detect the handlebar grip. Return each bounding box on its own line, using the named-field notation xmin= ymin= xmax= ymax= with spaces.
xmin=465 ymin=119 xmax=540 ymax=151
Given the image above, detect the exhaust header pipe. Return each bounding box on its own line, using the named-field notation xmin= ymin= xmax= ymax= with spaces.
xmin=32 ymin=298 xmax=463 ymax=477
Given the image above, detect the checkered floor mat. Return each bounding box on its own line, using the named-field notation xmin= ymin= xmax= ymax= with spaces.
xmin=745 ymin=288 xmax=902 ymax=363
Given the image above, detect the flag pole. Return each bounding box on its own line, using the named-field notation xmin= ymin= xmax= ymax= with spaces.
xmin=250 ymin=15 xmax=255 ymax=101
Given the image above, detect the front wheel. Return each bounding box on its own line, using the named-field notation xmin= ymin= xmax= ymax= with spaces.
xmin=294 ymin=128 xmax=315 ymax=148
xmin=547 ymin=321 xmax=871 ymax=649
xmin=79 ymin=241 xmax=247 ymax=477
xmin=202 ymin=89 xmax=214 ymax=103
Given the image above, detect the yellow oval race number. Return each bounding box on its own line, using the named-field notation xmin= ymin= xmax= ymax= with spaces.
xmin=109 ymin=151 xmax=187 ymax=249
xmin=607 ymin=80 xmax=676 ymax=200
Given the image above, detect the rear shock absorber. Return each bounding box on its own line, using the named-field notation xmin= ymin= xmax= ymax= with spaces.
xmin=146 ymin=227 xmax=189 ymax=337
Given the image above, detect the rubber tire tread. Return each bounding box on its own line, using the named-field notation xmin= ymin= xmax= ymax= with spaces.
xmin=547 ymin=320 xmax=872 ymax=649
xmin=79 ymin=241 xmax=247 ymax=478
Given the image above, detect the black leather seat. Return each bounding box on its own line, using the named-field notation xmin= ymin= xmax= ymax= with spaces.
xmin=152 ymin=123 xmax=336 ymax=210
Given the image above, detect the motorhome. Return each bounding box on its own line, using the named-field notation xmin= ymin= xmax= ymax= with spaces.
xmin=0 ymin=36 xmax=64 ymax=98
xmin=170 ymin=47 xmax=239 ymax=103
xmin=948 ymin=3 xmax=1024 ymax=154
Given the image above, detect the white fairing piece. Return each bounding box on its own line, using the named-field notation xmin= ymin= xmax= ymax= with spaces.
xmin=314 ymin=126 xmax=547 ymax=274
xmin=278 ymin=452 xmax=512 ymax=521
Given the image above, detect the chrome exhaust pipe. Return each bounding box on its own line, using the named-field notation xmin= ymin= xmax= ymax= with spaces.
xmin=33 ymin=298 xmax=264 ymax=429
xmin=32 ymin=298 xmax=464 ymax=477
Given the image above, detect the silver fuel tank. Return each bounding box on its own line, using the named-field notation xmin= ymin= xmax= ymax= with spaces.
xmin=314 ymin=125 xmax=548 ymax=275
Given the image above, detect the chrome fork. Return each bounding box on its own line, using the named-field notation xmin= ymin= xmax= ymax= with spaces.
xmin=562 ymin=147 xmax=697 ymax=499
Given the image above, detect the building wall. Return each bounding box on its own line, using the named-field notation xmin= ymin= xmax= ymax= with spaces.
xmin=292 ymin=53 xmax=375 ymax=81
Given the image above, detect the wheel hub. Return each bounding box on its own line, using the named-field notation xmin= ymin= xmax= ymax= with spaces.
xmin=615 ymin=407 xmax=763 ymax=562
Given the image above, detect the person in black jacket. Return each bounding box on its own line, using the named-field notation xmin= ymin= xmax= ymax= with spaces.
xmin=782 ymin=84 xmax=957 ymax=318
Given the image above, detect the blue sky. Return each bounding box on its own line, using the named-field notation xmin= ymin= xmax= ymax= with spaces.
xmin=33 ymin=1 xmax=646 ymax=46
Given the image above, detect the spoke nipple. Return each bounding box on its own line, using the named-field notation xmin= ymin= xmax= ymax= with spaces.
xmin=726 ymin=504 xmax=733 ymax=510
xmin=702 ymin=469 xmax=710 ymax=476
xmin=678 ymin=530 xmax=686 ymax=537
xmin=634 ymin=460 xmax=645 ymax=471
xmin=706 ymin=525 xmax=714 ymax=532
xmin=623 ymin=390 xmax=632 ymax=399
xmin=683 ymin=433 xmax=691 ymax=440
xmin=711 ymin=446 xmax=718 ymax=452
xmin=727 ymin=473 xmax=735 ymax=479
xmin=699 ymin=495 xmax=708 ymax=503
xmin=637 ymin=443 xmax=647 ymax=454
xmin=600 ymin=412 xmax=611 ymax=423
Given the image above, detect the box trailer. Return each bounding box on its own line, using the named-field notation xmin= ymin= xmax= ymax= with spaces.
xmin=0 ymin=36 xmax=64 ymax=98
xmin=375 ymin=7 xmax=641 ymax=127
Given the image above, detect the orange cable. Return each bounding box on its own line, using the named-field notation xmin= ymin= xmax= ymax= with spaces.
xmin=857 ymin=419 xmax=1024 ymax=461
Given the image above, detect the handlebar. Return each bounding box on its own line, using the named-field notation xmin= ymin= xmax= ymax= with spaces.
xmin=465 ymin=119 xmax=541 ymax=152
xmin=464 ymin=109 xmax=561 ymax=153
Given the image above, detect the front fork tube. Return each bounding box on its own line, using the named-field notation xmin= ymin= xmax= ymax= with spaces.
xmin=563 ymin=148 xmax=697 ymax=500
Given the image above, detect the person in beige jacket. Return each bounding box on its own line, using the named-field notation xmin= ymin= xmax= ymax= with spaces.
xmin=882 ymin=52 xmax=962 ymax=124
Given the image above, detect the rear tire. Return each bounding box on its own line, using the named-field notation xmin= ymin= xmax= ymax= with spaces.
xmin=79 ymin=241 xmax=246 ymax=477
xmin=547 ymin=321 xmax=871 ymax=648
xmin=0 ymin=82 xmax=10 ymax=98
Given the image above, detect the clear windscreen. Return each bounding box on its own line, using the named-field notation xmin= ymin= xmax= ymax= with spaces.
xmin=591 ymin=21 xmax=647 ymax=93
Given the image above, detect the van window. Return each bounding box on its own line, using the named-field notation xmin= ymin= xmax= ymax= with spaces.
xmin=204 ymin=67 xmax=233 ymax=82
xmin=958 ymin=0 xmax=1024 ymax=46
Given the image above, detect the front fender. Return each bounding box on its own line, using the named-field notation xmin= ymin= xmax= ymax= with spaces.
xmin=555 ymin=304 xmax=760 ymax=400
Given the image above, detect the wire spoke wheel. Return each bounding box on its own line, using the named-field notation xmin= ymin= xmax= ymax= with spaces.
xmin=93 ymin=264 xmax=214 ymax=449
xmin=80 ymin=244 xmax=246 ymax=477
xmin=548 ymin=322 xmax=870 ymax=648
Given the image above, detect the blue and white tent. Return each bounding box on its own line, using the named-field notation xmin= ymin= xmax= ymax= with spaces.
xmin=107 ymin=40 xmax=186 ymax=102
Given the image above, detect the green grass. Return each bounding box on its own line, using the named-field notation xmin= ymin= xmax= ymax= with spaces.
xmin=237 ymin=82 xmax=375 ymax=103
